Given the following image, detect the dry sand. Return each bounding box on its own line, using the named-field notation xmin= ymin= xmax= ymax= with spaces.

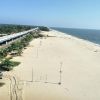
xmin=0 ymin=30 xmax=100 ymax=100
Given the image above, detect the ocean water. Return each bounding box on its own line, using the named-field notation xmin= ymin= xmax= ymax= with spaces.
xmin=52 ymin=27 xmax=100 ymax=45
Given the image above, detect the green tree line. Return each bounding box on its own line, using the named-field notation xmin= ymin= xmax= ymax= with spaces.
xmin=0 ymin=24 xmax=36 ymax=35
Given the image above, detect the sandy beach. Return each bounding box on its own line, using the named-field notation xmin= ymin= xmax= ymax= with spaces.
xmin=0 ymin=30 xmax=100 ymax=100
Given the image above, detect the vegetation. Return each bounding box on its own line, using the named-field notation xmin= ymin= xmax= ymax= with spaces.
xmin=0 ymin=82 xmax=5 ymax=87
xmin=0 ymin=24 xmax=36 ymax=35
xmin=0 ymin=58 xmax=20 ymax=71
xmin=8 ymin=41 xmax=23 ymax=56
xmin=0 ymin=24 xmax=49 ymax=35
xmin=0 ymin=28 xmax=44 ymax=71
xmin=0 ymin=48 xmax=8 ymax=60
xmin=0 ymin=24 xmax=49 ymax=72
xmin=38 ymin=26 xmax=50 ymax=31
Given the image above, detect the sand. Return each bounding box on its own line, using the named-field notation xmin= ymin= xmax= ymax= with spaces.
xmin=0 ymin=30 xmax=100 ymax=100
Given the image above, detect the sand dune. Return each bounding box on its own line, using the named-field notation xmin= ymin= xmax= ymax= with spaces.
xmin=0 ymin=30 xmax=100 ymax=100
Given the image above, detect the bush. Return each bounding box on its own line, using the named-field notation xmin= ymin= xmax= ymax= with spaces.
xmin=39 ymin=26 xmax=49 ymax=31
xmin=8 ymin=42 xmax=23 ymax=56
xmin=0 ymin=48 xmax=8 ymax=60
xmin=21 ymin=38 xmax=29 ymax=47
xmin=0 ymin=58 xmax=20 ymax=71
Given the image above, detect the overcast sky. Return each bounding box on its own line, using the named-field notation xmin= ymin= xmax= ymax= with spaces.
xmin=0 ymin=0 xmax=100 ymax=29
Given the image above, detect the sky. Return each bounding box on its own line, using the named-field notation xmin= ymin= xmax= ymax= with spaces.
xmin=0 ymin=0 xmax=100 ymax=29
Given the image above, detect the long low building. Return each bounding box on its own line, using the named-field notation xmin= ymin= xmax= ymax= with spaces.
xmin=0 ymin=27 xmax=39 ymax=44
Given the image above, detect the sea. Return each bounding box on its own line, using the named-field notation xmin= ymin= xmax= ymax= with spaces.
xmin=52 ymin=27 xmax=100 ymax=45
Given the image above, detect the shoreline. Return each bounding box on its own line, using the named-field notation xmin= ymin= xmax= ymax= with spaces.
xmin=52 ymin=29 xmax=100 ymax=47
xmin=51 ymin=28 xmax=100 ymax=47
xmin=42 ymin=29 xmax=100 ymax=52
